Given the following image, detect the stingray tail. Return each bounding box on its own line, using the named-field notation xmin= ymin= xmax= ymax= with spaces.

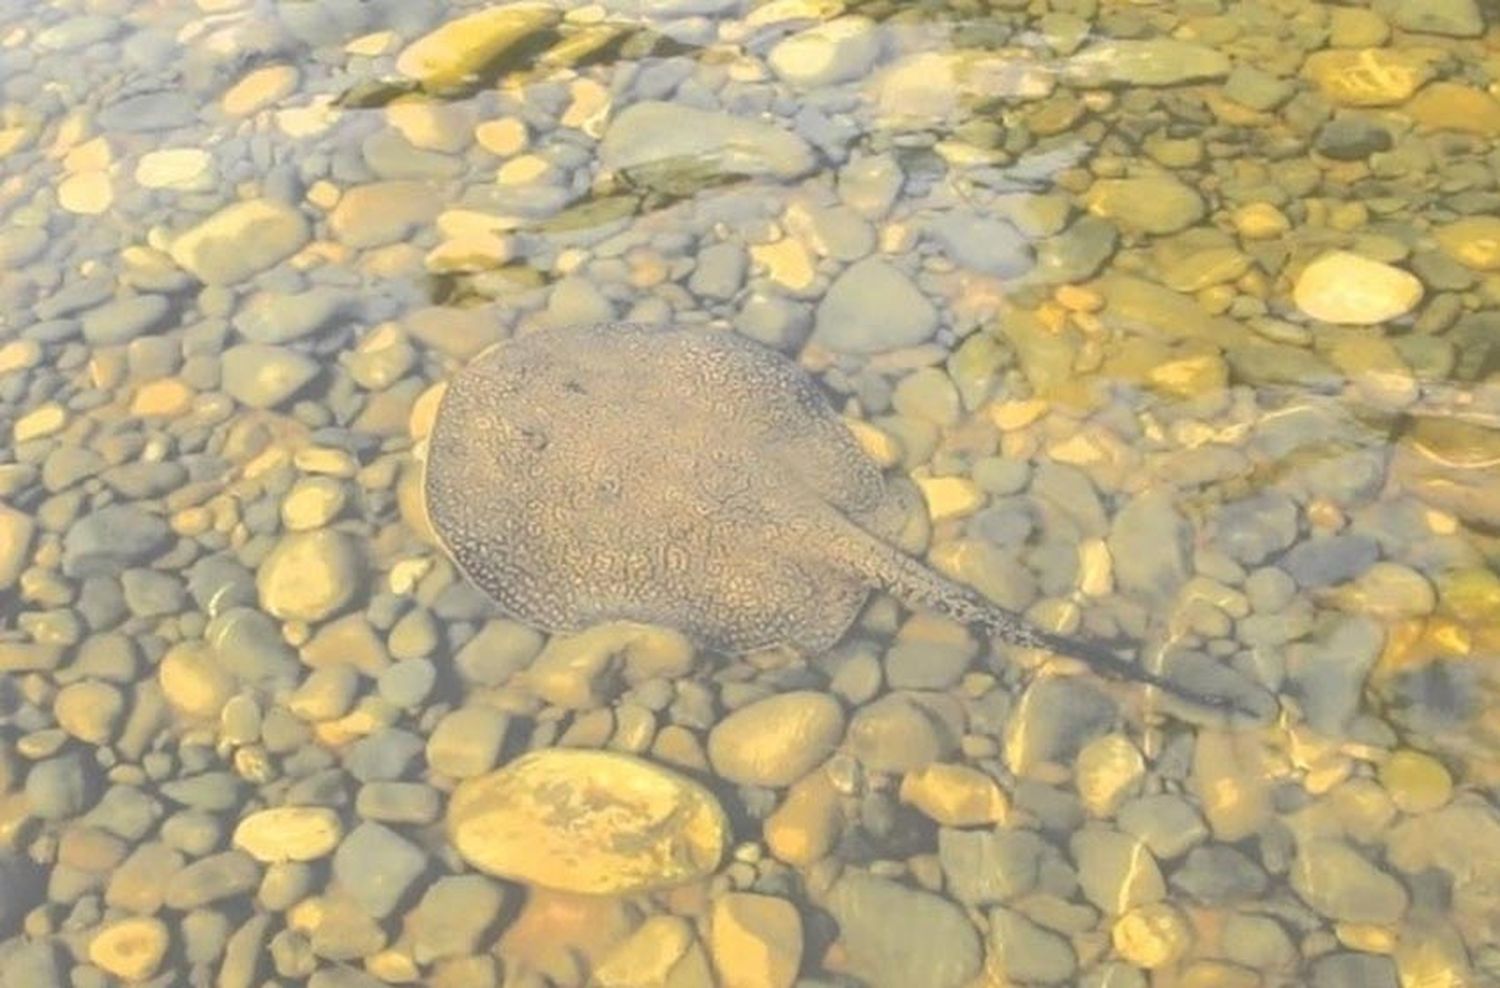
xmin=845 ymin=532 xmax=1235 ymax=711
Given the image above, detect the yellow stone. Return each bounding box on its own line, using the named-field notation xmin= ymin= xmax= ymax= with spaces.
xmin=293 ymin=446 xmax=359 ymax=477
xmin=593 ymin=915 xmax=713 ymax=988
xmin=223 ymin=65 xmax=299 ymax=116
xmin=396 ymin=5 xmax=562 ymax=91
xmin=710 ymin=893 xmax=802 ymax=988
xmin=475 ymin=118 xmax=529 ymax=156
xmin=13 ymin=403 xmax=66 ymax=442
xmin=750 ymin=238 xmax=817 ymax=292
xmin=915 ymin=475 xmax=984 ymax=522
xmin=63 ymin=136 xmax=111 ymax=173
xmin=425 ymin=234 xmax=514 ymax=274
xmin=765 ymin=770 xmax=843 ymax=866
xmin=1191 ymin=729 xmax=1272 ymax=841
xmin=159 ymin=642 xmax=235 ymax=719
xmin=0 ymin=339 xmax=42 ymax=374
xmin=1293 ymin=251 xmax=1423 ymax=324
xmin=1149 ymin=352 xmax=1228 ymax=398
xmin=135 ymin=148 xmax=211 ymax=190
xmin=0 ymin=126 xmax=31 ymax=158
xmin=345 ymin=30 xmax=397 ymax=57
xmin=1232 ymin=202 xmax=1291 ymax=240
xmin=561 ymin=78 xmax=611 ymax=134
xmin=58 ymin=171 xmax=112 ymax=215
xmin=385 ymin=101 xmax=471 ymax=153
xmin=1113 ymin=903 xmax=1192 ymax=969
xmin=408 ymin=381 xmax=447 ymax=442
xmin=1075 ymin=734 xmax=1145 ymax=817
xmin=1055 ymin=284 xmax=1103 ymax=312
xmin=306 ymin=181 xmax=341 ymax=210
xmin=898 ymin=763 xmax=1007 ymax=826
xmin=1405 ymin=82 xmax=1500 ymax=136
xmin=1304 ymin=48 xmax=1436 ymax=107
xmin=1379 ymin=749 xmax=1453 ymax=814
xmin=497 ymin=154 xmax=551 ymax=186
xmin=447 ymin=749 xmax=727 ymax=894
xmin=131 ymin=378 xmax=194 ymax=417
xmin=1077 ymin=538 xmax=1113 ymax=597
xmin=233 ymin=806 xmax=343 ymax=862
xmin=1434 ymin=217 xmax=1500 ymax=271
xmin=88 ymin=917 xmax=169 ymax=982
xmin=1337 ymin=922 xmax=1398 ymax=953
xmin=844 ymin=418 xmax=901 ymax=468
xmin=987 ymin=399 xmax=1047 ymax=431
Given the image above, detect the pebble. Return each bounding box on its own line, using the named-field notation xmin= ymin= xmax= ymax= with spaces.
xmin=988 ymin=908 xmax=1076 ymax=984
xmin=256 ymin=530 xmax=364 ymax=622
xmin=58 ymin=171 xmax=112 ymax=214
xmin=426 ymin=706 xmax=509 ymax=778
xmin=158 ymin=642 xmax=234 ymax=719
xmin=448 ymin=749 xmax=726 ymax=894
xmin=925 ymin=212 xmax=1032 ymax=276
xmin=1303 ymin=48 xmax=1435 ymax=107
xmin=234 ymin=288 xmax=348 ymax=344
xmin=898 ymin=762 xmax=1007 ymax=826
xmin=1072 ymin=826 xmax=1165 ymax=914
xmin=234 ymin=806 xmax=343 ymax=863
xmin=938 ymin=826 xmax=1044 ymax=904
xmin=1374 ymin=0 xmax=1484 ymax=36
xmin=330 ymin=181 xmax=441 ymax=248
xmin=1290 ymin=838 xmax=1409 ymax=924
xmin=846 ymin=693 xmax=952 ymax=773
xmin=407 ymin=874 xmax=510 ymax=964
xmin=222 ymin=65 xmax=299 ymax=116
xmin=1108 ymin=491 xmax=1190 ymax=604
xmin=88 ymin=917 xmax=170 ymax=982
xmin=220 ymin=343 xmax=320 ymax=408
xmin=1434 ymin=216 xmax=1500 ymax=270
xmin=1112 ymin=903 xmax=1192 ymax=969
xmin=1294 ymin=251 xmax=1423 ymax=324
xmin=135 ymin=148 xmax=212 ymax=190
xmin=768 ymin=16 xmax=881 ymax=88
xmin=826 ymin=871 xmax=981 ymax=988
xmin=25 ymin=753 xmax=95 ymax=821
xmin=0 ymin=504 xmax=35 ymax=591
xmin=333 ymin=822 xmax=428 ymax=919
xmin=710 ymin=893 xmax=803 ymax=988
xmin=396 ymin=4 xmax=562 ymax=92
xmin=164 ymin=851 xmax=260 ymax=910
xmin=600 ymin=102 xmax=816 ymax=181
xmin=1064 ymin=39 xmax=1231 ymax=87
xmin=168 ymin=198 xmax=310 ymax=285
xmin=62 ymin=505 xmax=170 ymax=578
xmin=82 ymin=294 xmax=172 ymax=345
xmin=811 ymin=258 xmax=937 ymax=353
xmin=1379 ymin=750 xmax=1452 ymax=814
xmin=54 ymin=680 xmax=126 ymax=745
xmin=708 ymin=690 xmax=844 ymax=788
xmin=1085 ymin=176 xmax=1205 ymax=235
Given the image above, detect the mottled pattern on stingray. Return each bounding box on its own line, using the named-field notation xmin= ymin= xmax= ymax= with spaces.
xmin=423 ymin=322 xmax=908 ymax=653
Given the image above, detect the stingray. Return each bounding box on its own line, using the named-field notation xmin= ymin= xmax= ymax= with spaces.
xmin=424 ymin=321 xmax=1235 ymax=711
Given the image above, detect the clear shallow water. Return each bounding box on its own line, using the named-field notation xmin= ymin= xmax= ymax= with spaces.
xmin=2 ymin=0 xmax=1500 ymax=985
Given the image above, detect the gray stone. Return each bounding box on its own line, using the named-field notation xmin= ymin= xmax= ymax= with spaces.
xmin=345 ymin=728 xmax=426 ymax=782
xmin=1109 ymin=490 xmax=1190 ymax=603
xmin=333 ymin=822 xmax=427 ymax=919
xmin=377 ymin=659 xmax=436 ymax=707
xmin=426 ymin=706 xmax=510 ymax=779
xmin=98 ymin=91 xmax=198 ymax=131
xmin=1287 ymin=615 xmax=1384 ymax=735
xmin=812 ymin=258 xmax=938 ymax=354
xmin=1316 ymin=117 xmax=1393 ymax=161
xmin=62 ymin=505 xmax=170 ymax=578
xmin=1004 ymin=677 xmax=1116 ymax=771
xmin=1116 ymin=795 xmax=1208 ymax=860
xmin=1029 ymin=217 xmax=1118 ymax=284
xmin=1222 ymin=65 xmax=1294 ymax=111
xmin=846 ymin=693 xmax=954 ymax=773
xmin=165 ymin=851 xmax=261 ymax=910
xmin=233 ymin=288 xmax=350 ymax=344
xmin=600 ymin=102 xmax=816 ymax=181
xmin=1374 ymin=0 xmax=1483 ymax=37
xmin=1071 ymin=826 xmax=1165 ymax=914
xmin=1291 ymin=838 xmax=1408 ymax=924
xmin=1282 ymin=534 xmax=1379 ymax=588
xmin=826 ymin=871 xmax=982 ymax=988
xmin=81 ymin=295 xmax=173 ymax=345
xmin=925 ymin=212 xmax=1033 ymax=277
xmin=1311 ymin=953 xmax=1399 ymax=988
xmin=355 ymin=782 xmax=442 ymax=824
xmin=121 ymin=568 xmax=186 ymax=617
xmin=690 ymin=243 xmax=747 ymax=300
xmin=406 ymin=874 xmax=510 ymax=963
xmin=221 ymin=343 xmax=320 ymax=408
xmin=453 ymin=619 xmax=543 ymax=687
xmin=1064 ymin=39 xmax=1231 ymax=88
xmin=1171 ymin=845 xmax=1268 ymax=903
xmin=938 ymin=827 xmax=1045 ymax=905
xmin=24 ymin=753 xmax=96 ymax=821
xmin=987 ymin=907 xmax=1075 ymax=984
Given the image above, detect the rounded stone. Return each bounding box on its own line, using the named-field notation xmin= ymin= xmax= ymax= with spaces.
xmin=158 ymin=642 xmax=234 ymax=719
xmin=707 ymin=691 xmax=845 ymax=788
xmin=448 ymin=749 xmax=726 ymax=895
xmin=1434 ymin=216 xmax=1500 ymax=271
xmin=233 ymin=806 xmax=343 ymax=863
xmin=168 ymin=198 xmax=310 ymax=285
xmin=1112 ymin=903 xmax=1192 ymax=969
xmin=54 ymin=680 xmax=126 ymax=745
xmin=1293 ymin=251 xmax=1423 ymax=324
xmin=256 ymin=530 xmax=364 ymax=622
xmin=1378 ymin=750 xmax=1453 ymax=815
xmin=88 ymin=917 xmax=170 ymax=981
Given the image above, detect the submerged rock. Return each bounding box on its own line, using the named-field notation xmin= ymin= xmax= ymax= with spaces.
xmin=447 ymin=749 xmax=727 ymax=894
xmin=600 ymin=102 xmax=817 ymax=181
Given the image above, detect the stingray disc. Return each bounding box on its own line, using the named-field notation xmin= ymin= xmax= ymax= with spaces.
xmin=423 ymin=322 xmax=907 ymax=652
